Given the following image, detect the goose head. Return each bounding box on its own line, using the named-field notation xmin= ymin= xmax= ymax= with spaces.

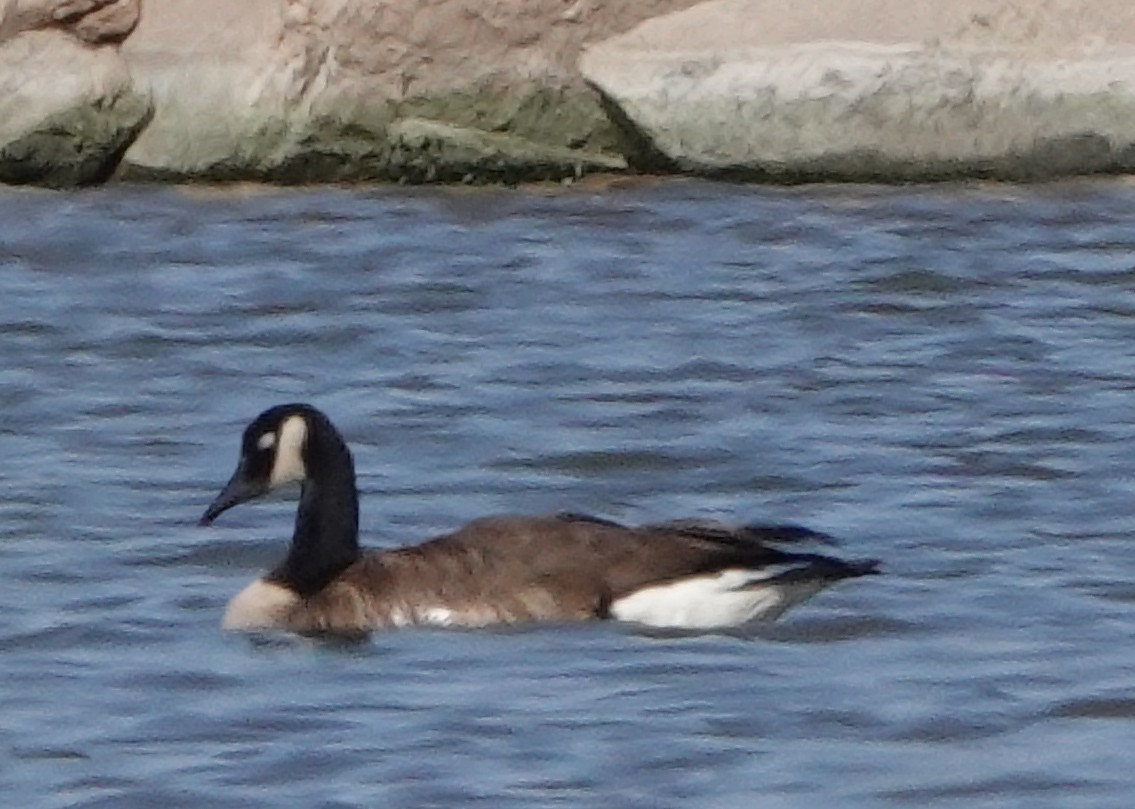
xmin=199 ymin=403 xmax=318 ymax=526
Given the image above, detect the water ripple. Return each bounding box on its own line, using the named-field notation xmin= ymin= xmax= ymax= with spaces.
xmin=1 ymin=180 xmax=1134 ymax=808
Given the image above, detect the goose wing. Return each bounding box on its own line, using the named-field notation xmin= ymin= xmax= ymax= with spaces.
xmin=415 ymin=513 xmax=868 ymax=611
xmin=318 ymin=513 xmax=875 ymax=629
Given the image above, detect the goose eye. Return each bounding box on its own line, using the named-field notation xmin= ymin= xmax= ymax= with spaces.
xmin=257 ymin=432 xmax=277 ymax=451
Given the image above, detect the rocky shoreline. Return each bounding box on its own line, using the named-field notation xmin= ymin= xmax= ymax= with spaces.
xmin=4 ymin=0 xmax=1135 ymax=187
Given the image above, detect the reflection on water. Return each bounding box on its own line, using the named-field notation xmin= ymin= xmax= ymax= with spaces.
xmin=1 ymin=179 xmax=1135 ymax=808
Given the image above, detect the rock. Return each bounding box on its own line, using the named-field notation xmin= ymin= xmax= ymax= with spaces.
xmin=581 ymin=0 xmax=1135 ymax=181
xmin=1 ymin=0 xmax=139 ymax=44
xmin=118 ymin=0 xmax=699 ymax=183
xmin=0 ymin=27 xmax=150 ymax=187
xmin=64 ymin=0 xmax=140 ymax=44
xmin=20 ymin=0 xmax=1134 ymax=185
xmin=385 ymin=117 xmax=626 ymax=183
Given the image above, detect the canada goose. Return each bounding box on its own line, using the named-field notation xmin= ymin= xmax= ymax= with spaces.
xmin=200 ymin=404 xmax=879 ymax=634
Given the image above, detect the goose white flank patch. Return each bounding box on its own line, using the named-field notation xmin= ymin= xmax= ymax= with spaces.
xmin=200 ymin=404 xmax=880 ymax=635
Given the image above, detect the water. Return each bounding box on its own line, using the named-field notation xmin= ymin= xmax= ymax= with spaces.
xmin=1 ymin=178 xmax=1134 ymax=808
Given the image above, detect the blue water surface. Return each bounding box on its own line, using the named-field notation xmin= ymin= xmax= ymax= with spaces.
xmin=1 ymin=178 xmax=1134 ymax=808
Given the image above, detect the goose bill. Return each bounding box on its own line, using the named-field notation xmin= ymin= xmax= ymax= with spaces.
xmin=200 ymin=460 xmax=266 ymax=526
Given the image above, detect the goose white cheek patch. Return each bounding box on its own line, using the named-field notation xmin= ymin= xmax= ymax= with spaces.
xmin=268 ymin=415 xmax=308 ymax=487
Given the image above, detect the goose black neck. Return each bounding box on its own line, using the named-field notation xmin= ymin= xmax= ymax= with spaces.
xmin=268 ymin=413 xmax=360 ymax=597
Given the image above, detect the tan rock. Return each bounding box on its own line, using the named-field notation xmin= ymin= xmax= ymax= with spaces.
xmin=66 ymin=0 xmax=139 ymax=44
xmin=0 ymin=23 xmax=150 ymax=186
xmin=118 ymin=0 xmax=701 ymax=182
xmin=0 ymin=0 xmax=138 ymax=43
xmin=582 ymin=0 xmax=1135 ymax=180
